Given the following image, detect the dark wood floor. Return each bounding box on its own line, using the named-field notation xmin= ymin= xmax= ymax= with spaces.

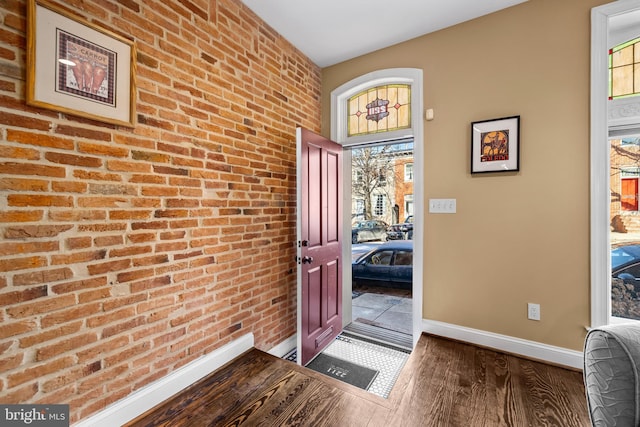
xmin=126 ymin=334 xmax=590 ymax=427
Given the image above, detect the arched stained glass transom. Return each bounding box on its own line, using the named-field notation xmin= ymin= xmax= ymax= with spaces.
xmin=609 ymin=37 xmax=640 ymax=99
xmin=347 ymin=84 xmax=411 ymax=137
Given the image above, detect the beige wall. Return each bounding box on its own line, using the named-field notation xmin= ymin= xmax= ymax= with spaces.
xmin=322 ymin=0 xmax=610 ymax=351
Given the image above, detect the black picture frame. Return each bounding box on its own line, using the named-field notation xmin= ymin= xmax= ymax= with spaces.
xmin=470 ymin=116 xmax=520 ymax=174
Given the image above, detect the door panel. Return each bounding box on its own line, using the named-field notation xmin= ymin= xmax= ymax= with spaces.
xmin=306 ymin=265 xmax=322 ymax=333
xmin=297 ymin=128 xmax=343 ymax=366
xmin=622 ymin=178 xmax=639 ymax=211
xmin=326 ymin=258 xmax=339 ymax=321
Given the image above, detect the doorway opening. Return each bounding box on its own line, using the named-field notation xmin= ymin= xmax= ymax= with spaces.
xmin=344 ymin=139 xmax=414 ymax=350
xmin=331 ymin=67 xmax=424 ymax=352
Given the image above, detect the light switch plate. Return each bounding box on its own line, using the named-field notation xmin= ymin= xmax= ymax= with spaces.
xmin=429 ymin=198 xmax=456 ymax=214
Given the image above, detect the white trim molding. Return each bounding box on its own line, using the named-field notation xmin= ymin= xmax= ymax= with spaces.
xmin=267 ymin=334 xmax=296 ymax=358
xmin=590 ymin=0 xmax=640 ymax=329
xmin=609 ymin=97 xmax=640 ymax=132
xmin=423 ymin=320 xmax=583 ymax=370
xmin=74 ymin=333 xmax=254 ymax=427
xmin=330 ymin=68 xmax=424 ymax=349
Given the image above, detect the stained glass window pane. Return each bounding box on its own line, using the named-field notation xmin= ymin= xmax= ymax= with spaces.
xmin=613 ymin=45 xmax=634 ymax=67
xmin=347 ymin=84 xmax=411 ymax=137
xmin=609 ymin=37 xmax=640 ymax=99
xmin=613 ymin=65 xmax=634 ymax=97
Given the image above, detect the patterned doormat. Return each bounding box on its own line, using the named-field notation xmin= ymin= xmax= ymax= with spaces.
xmin=283 ymin=333 xmax=410 ymax=398
xmin=306 ymin=353 xmax=378 ymax=390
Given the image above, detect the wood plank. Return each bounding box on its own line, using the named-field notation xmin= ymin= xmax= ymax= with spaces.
xmin=126 ymin=334 xmax=591 ymax=427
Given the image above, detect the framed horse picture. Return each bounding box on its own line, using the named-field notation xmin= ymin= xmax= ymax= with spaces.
xmin=470 ymin=116 xmax=520 ymax=174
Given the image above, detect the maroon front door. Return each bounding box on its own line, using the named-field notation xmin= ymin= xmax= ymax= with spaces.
xmin=297 ymin=128 xmax=343 ymax=366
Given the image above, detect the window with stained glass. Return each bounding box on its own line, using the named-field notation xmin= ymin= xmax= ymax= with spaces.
xmin=609 ymin=37 xmax=640 ymax=99
xmin=347 ymin=84 xmax=411 ymax=137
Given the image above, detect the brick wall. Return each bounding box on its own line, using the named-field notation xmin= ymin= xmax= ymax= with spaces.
xmin=0 ymin=0 xmax=321 ymax=422
xmin=611 ymin=139 xmax=640 ymax=222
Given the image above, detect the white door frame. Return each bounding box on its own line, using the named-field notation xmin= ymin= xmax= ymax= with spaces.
xmin=591 ymin=0 xmax=640 ymax=328
xmin=331 ymin=68 xmax=424 ymax=348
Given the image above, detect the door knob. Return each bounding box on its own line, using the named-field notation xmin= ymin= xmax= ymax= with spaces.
xmin=302 ymin=256 xmax=313 ymax=264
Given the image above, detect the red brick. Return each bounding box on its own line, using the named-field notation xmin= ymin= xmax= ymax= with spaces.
xmin=66 ymin=236 xmax=92 ymax=250
xmin=107 ymin=159 xmax=152 ymax=173
xmin=0 ymin=162 xmax=65 ymax=177
xmin=0 ymin=257 xmax=47 ymax=273
xmin=55 ymin=125 xmax=111 ymax=141
xmin=77 ymin=196 xmax=128 ymax=208
xmin=4 ymin=224 xmax=73 ymax=238
xmin=49 ymin=210 xmax=107 ymax=222
xmin=0 ymin=240 xmax=58 ymax=256
xmin=127 ymin=232 xmax=156 ymax=243
xmin=0 ymin=112 xmax=50 ymax=130
xmin=73 ymin=170 xmax=124 ymax=181
xmin=6 ymin=129 xmax=74 ymax=150
xmin=8 ymin=356 xmax=75 ymax=387
xmin=13 ymin=267 xmax=73 ymax=286
xmin=86 ymin=307 xmax=136 ymax=329
xmin=78 ymin=141 xmax=129 ymax=157
xmin=40 ymin=303 xmax=102 ymax=329
xmin=132 ymin=254 xmax=169 ymax=267
xmin=101 ymin=316 xmax=146 ymax=338
xmin=6 ymin=294 xmax=76 ymax=318
xmin=93 ymin=235 xmax=124 ymax=247
xmin=52 ymin=180 xmax=87 ymax=193
xmin=113 ymin=245 xmax=153 ymax=260
xmin=86 ymin=259 xmax=131 ymax=275
xmin=20 ymin=324 xmax=84 ymax=355
xmin=0 ymin=144 xmax=39 ymax=160
xmin=51 ymin=277 xmax=107 ymax=295
xmin=77 ymin=223 xmax=127 ymax=233
xmin=129 ymin=275 xmax=172 ymax=293
xmin=0 ymin=319 xmax=36 ymax=339
xmin=51 ymin=250 xmax=107 ymax=266
xmin=0 ymin=178 xmax=48 ymax=192
xmin=0 ymin=382 xmax=38 ymax=404
xmin=0 ymin=353 xmax=24 ymax=372
xmin=142 ymin=187 xmax=178 ymax=197
xmin=7 ymin=194 xmax=74 ymax=207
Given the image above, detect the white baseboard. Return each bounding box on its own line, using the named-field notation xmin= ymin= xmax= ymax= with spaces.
xmin=267 ymin=334 xmax=296 ymax=358
xmin=422 ymin=320 xmax=584 ymax=370
xmin=74 ymin=333 xmax=254 ymax=427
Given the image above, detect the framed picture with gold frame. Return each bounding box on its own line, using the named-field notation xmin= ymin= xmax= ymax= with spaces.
xmin=26 ymin=0 xmax=136 ymax=127
xmin=471 ymin=116 xmax=520 ymax=174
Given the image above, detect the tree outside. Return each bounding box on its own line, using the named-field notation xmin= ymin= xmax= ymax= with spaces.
xmin=351 ymin=142 xmax=413 ymax=226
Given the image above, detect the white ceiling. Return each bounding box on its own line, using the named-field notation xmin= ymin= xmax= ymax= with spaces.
xmin=240 ymin=0 xmax=528 ymax=67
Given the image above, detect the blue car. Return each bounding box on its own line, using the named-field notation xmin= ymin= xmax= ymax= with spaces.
xmin=612 ymin=244 xmax=640 ymax=288
xmin=352 ymin=240 xmax=413 ymax=288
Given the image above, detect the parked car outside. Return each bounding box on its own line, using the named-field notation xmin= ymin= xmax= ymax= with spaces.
xmin=351 ymin=220 xmax=388 ymax=244
xmin=387 ymin=215 xmax=414 ymax=240
xmin=351 ymin=242 xmax=380 ymax=261
xmin=611 ymin=243 xmax=640 ymax=320
xmin=352 ymin=240 xmax=413 ymax=288
xmin=612 ymin=244 xmax=640 ymax=286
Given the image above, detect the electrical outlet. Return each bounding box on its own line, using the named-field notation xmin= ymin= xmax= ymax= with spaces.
xmin=527 ymin=303 xmax=540 ymax=321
